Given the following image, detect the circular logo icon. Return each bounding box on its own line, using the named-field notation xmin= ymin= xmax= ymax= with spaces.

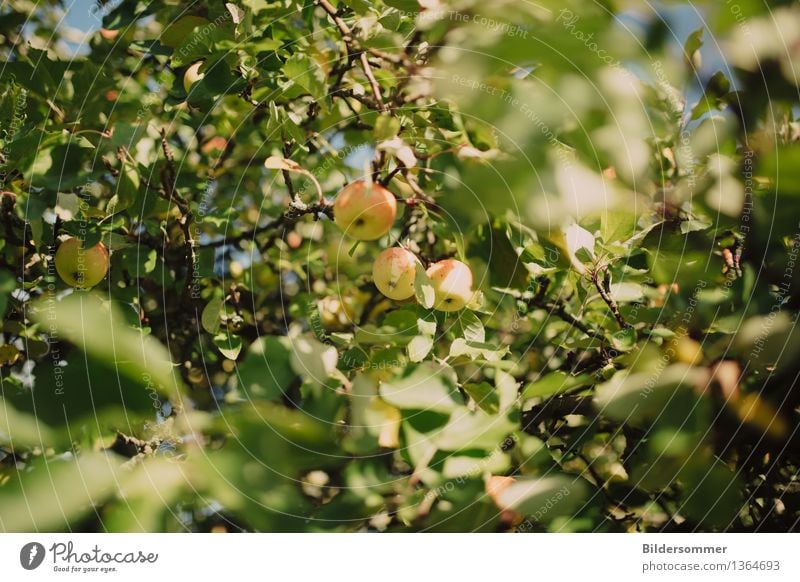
xmin=19 ymin=542 xmax=46 ymax=570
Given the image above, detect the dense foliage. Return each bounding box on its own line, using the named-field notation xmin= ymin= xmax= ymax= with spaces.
xmin=1 ymin=0 xmax=799 ymax=532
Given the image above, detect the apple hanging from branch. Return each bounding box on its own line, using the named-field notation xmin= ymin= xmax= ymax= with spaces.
xmin=54 ymin=237 xmax=110 ymax=289
xmin=183 ymin=61 xmax=205 ymax=93
xmin=334 ymin=180 xmax=397 ymax=241
xmin=426 ymin=259 xmax=474 ymax=312
xmin=373 ymin=247 xmax=419 ymax=300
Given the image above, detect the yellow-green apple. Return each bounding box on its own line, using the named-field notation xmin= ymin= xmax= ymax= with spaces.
xmin=55 ymin=237 xmax=109 ymax=289
xmin=183 ymin=61 xmax=205 ymax=92
xmin=426 ymin=259 xmax=473 ymax=311
xmin=373 ymin=247 xmax=418 ymax=300
xmin=333 ymin=180 xmax=397 ymax=241
xmin=670 ymin=336 xmax=704 ymax=366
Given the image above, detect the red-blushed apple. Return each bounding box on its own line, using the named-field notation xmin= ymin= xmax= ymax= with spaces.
xmin=99 ymin=28 xmax=119 ymax=41
xmin=54 ymin=237 xmax=109 ymax=289
xmin=183 ymin=61 xmax=205 ymax=93
xmin=201 ymin=136 xmax=228 ymax=156
xmin=426 ymin=259 xmax=473 ymax=312
xmin=333 ymin=180 xmax=397 ymax=241
xmin=373 ymin=247 xmax=418 ymax=300
xmin=287 ymin=230 xmax=303 ymax=249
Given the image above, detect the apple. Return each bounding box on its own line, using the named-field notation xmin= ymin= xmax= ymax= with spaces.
xmin=55 ymin=237 xmax=109 ymax=289
xmin=333 ymin=180 xmax=397 ymax=241
xmin=426 ymin=259 xmax=473 ymax=312
xmin=373 ymin=247 xmax=418 ymax=301
xmin=670 ymin=336 xmax=704 ymax=366
xmin=99 ymin=28 xmax=119 ymax=41
xmin=183 ymin=61 xmax=205 ymax=93
xmin=201 ymin=136 xmax=227 ymax=156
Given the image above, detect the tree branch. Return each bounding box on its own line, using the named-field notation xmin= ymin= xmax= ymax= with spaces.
xmin=592 ymin=268 xmax=631 ymax=330
xmin=203 ymin=201 xmax=333 ymax=249
xmin=316 ymin=0 xmax=388 ymax=112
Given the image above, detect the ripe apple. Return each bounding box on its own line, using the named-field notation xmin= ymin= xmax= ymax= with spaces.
xmin=183 ymin=61 xmax=205 ymax=93
xmin=373 ymin=247 xmax=418 ymax=300
xmin=426 ymin=259 xmax=473 ymax=312
xmin=54 ymin=237 xmax=109 ymax=289
xmin=99 ymin=28 xmax=119 ymax=41
xmin=333 ymin=180 xmax=397 ymax=241
xmin=201 ymin=136 xmax=227 ymax=156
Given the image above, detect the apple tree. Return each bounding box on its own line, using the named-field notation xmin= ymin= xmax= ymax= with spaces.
xmin=0 ymin=0 xmax=799 ymax=532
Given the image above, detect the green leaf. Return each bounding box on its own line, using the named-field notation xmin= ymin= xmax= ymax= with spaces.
xmin=594 ymin=364 xmax=707 ymax=424
xmin=414 ymin=262 xmax=435 ymax=309
xmin=0 ymin=398 xmax=55 ymax=447
xmin=160 ymin=15 xmax=210 ymax=48
xmin=282 ymin=54 xmax=326 ymax=100
xmin=383 ymin=0 xmax=421 ymax=12
xmin=201 ymin=297 xmax=225 ymax=334
xmin=472 ymin=223 xmax=528 ymax=289
xmin=523 ymin=371 xmax=593 ymax=399
xmin=434 ymin=407 xmax=515 ymax=451
xmin=30 ymin=293 xmax=184 ymax=402
xmin=608 ymin=282 xmax=644 ymax=303
xmin=680 ymin=218 xmax=711 ymax=234
xmin=238 ymin=336 xmax=296 ymax=401
xmin=112 ymin=157 xmax=141 ymax=214
xmin=495 ymin=475 xmax=589 ymax=523
xmin=380 ymin=362 xmax=461 ymax=413
xmin=214 ymin=332 xmax=242 ymax=360
xmin=457 ymin=310 xmax=485 ymax=343
xmin=407 ymin=335 xmax=433 ymax=362
xmin=462 ymin=382 xmax=500 ymax=414
xmin=690 ymin=70 xmax=733 ymax=120
xmin=0 ymin=453 xmax=123 ymax=531
xmin=601 ymin=210 xmax=638 ymax=244
xmin=610 ymin=327 xmax=637 ymax=352
xmin=683 ymin=27 xmax=704 ymax=63
xmin=289 ymin=335 xmax=339 ymax=385
xmin=374 ymin=114 xmax=401 ymax=141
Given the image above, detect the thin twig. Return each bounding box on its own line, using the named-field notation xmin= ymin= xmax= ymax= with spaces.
xmin=592 ymin=268 xmax=630 ymax=329
xmin=203 ymin=201 xmax=333 ymax=248
xmin=509 ymin=281 xmax=604 ymax=341
xmin=316 ymin=0 xmax=388 ymax=112
xmin=282 ymin=141 xmax=297 ymax=200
